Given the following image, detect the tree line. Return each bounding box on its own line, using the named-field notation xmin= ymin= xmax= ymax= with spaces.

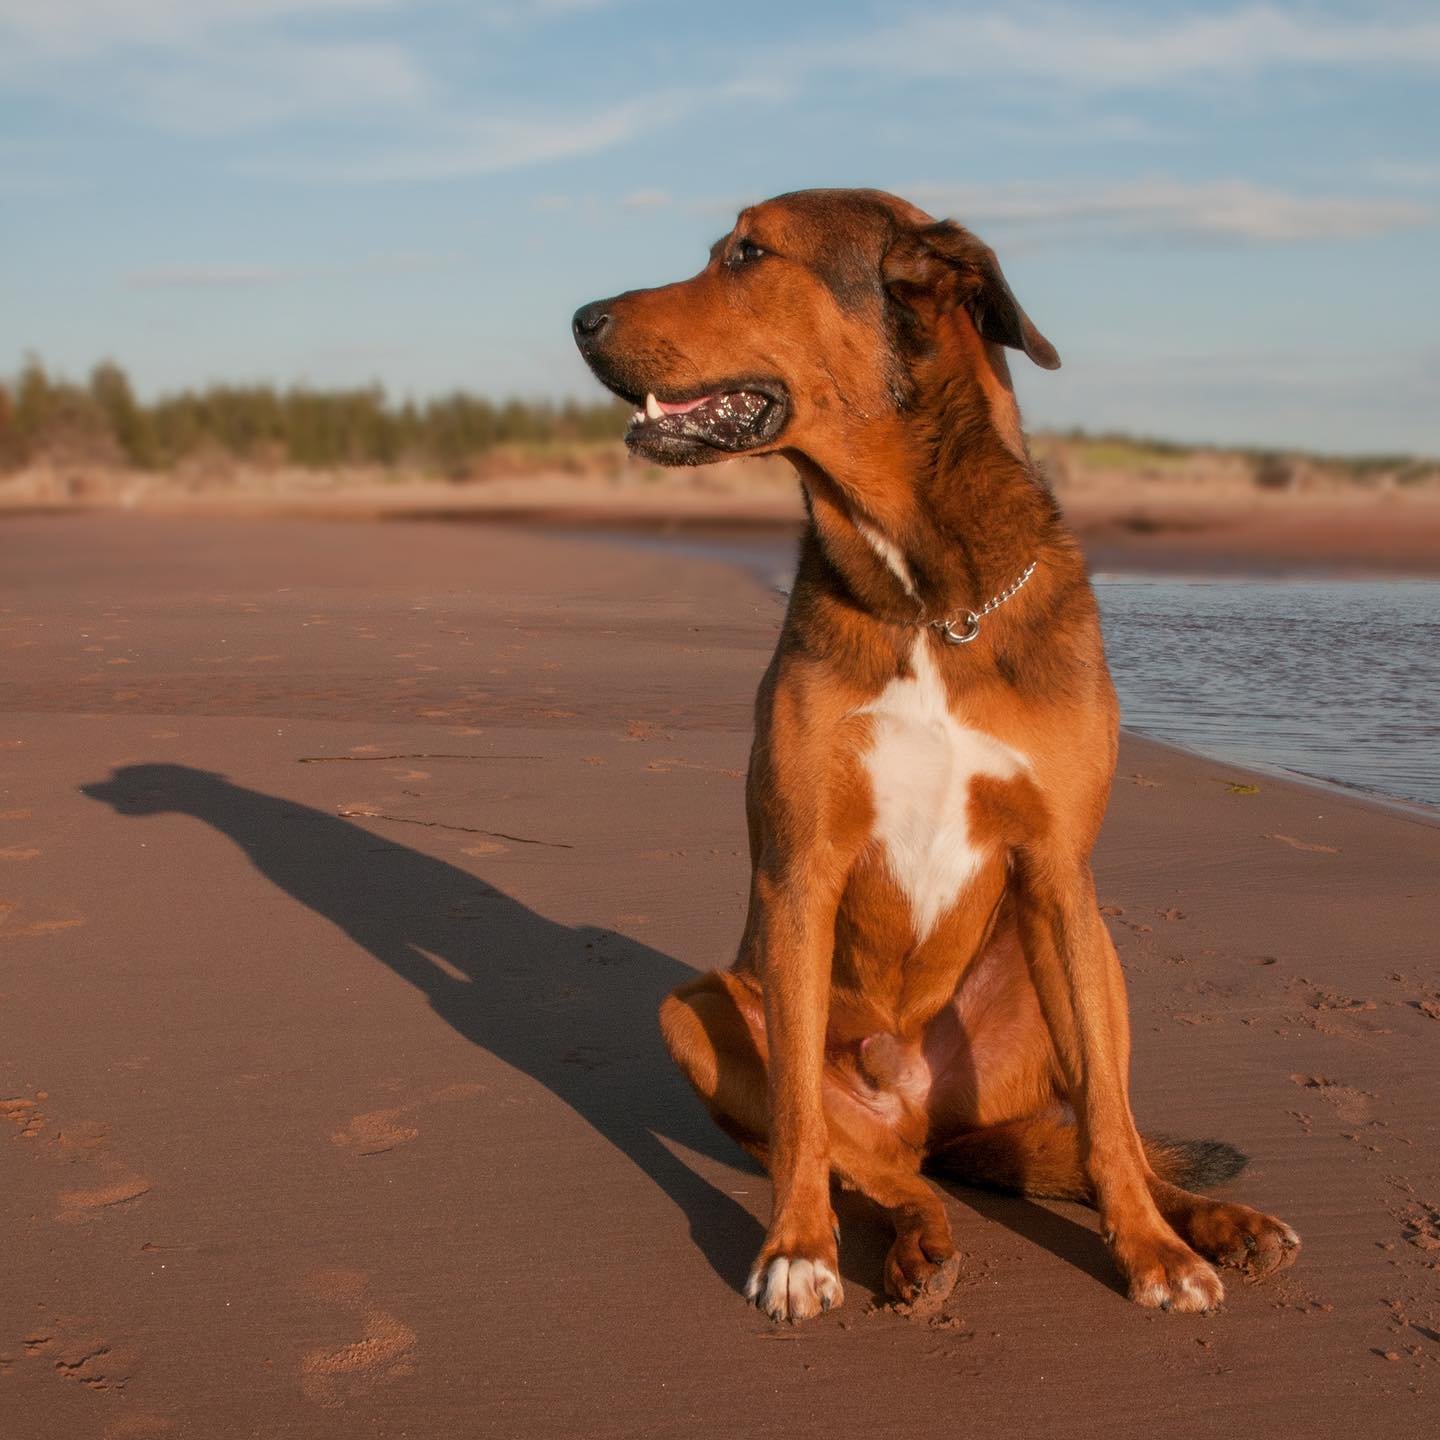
xmin=0 ymin=358 xmax=631 ymax=473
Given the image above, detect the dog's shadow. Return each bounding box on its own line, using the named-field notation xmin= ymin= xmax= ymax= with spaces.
xmin=82 ymin=763 xmax=1118 ymax=1305
xmin=82 ymin=763 xmax=767 ymax=1291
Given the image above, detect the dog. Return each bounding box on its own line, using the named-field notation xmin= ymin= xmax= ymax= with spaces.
xmin=573 ymin=188 xmax=1299 ymax=1322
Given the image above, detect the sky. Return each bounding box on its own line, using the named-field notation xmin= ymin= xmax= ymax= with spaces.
xmin=2 ymin=0 xmax=1438 ymax=455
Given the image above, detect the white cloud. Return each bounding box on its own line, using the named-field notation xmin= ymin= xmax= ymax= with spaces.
xmin=621 ymin=188 xmax=670 ymax=211
xmin=683 ymin=177 xmax=1433 ymax=245
xmin=7 ymin=2 xmax=1438 ymax=191
xmin=0 ymin=0 xmax=624 ymax=55
xmin=124 ymin=249 xmax=459 ymax=288
xmin=907 ymin=178 xmax=1434 ymax=243
xmin=356 ymin=248 xmax=456 ymax=274
xmin=126 ymin=264 xmax=293 ymax=290
xmin=250 ymin=91 xmax=693 ymax=181
xmin=1372 ymin=159 xmax=1440 ymax=189
xmin=483 ymin=0 xmax=635 ymax=17
xmin=128 ymin=39 xmax=429 ymax=134
xmin=0 ymin=0 xmax=624 ymax=136
xmin=787 ymin=3 xmax=1440 ymax=90
xmin=0 ymin=1 xmax=402 ymax=55
xmin=0 ymin=1 xmax=429 ymax=134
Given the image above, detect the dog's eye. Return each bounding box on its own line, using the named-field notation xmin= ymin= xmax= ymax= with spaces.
xmin=729 ymin=239 xmax=765 ymax=268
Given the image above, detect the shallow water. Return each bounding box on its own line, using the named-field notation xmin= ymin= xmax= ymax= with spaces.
xmin=1095 ymin=577 xmax=1440 ymax=809
xmin=531 ymin=526 xmax=1439 ymax=811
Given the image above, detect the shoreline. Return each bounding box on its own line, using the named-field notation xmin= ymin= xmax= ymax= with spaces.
xmin=1122 ymin=729 xmax=1440 ymax=829
xmin=430 ymin=519 xmax=1440 ymax=820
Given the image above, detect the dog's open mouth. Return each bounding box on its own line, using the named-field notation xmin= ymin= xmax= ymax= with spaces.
xmin=624 ymin=386 xmax=787 ymax=464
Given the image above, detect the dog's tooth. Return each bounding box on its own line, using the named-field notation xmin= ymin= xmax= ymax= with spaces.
xmin=632 ymin=409 xmax=644 ymax=424
xmin=645 ymin=392 xmax=664 ymax=421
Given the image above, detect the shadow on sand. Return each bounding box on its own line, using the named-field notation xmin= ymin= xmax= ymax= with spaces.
xmin=82 ymin=762 xmax=1116 ymax=1303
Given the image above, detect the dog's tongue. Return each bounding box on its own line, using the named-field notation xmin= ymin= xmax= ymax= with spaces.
xmin=646 ymin=392 xmax=711 ymax=418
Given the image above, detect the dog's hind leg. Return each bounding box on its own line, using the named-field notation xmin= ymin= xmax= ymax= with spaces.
xmin=923 ymin=909 xmax=1299 ymax=1290
xmin=1145 ymin=1174 xmax=1300 ymax=1280
xmin=661 ymin=970 xmax=959 ymax=1311
xmin=660 ymin=969 xmax=774 ymax=1163
xmin=928 ymin=1110 xmax=1299 ymax=1279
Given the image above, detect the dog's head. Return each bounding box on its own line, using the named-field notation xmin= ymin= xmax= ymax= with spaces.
xmin=81 ymin=762 xmax=231 ymax=816
xmin=571 ymin=188 xmax=1058 ymax=470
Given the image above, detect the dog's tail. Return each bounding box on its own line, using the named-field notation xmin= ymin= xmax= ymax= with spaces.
xmin=925 ymin=1110 xmax=1247 ymax=1201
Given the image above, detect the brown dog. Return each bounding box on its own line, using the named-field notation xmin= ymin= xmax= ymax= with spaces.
xmin=573 ymin=188 xmax=1298 ymax=1322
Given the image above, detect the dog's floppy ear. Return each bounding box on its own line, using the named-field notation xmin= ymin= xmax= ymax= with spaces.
xmin=882 ymin=220 xmax=1060 ymax=370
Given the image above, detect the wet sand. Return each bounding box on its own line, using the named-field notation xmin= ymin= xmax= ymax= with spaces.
xmin=1 ymin=512 xmax=1437 ymax=1439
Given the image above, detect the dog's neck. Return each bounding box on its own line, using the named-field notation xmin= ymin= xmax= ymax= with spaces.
xmin=789 ymin=326 xmax=1062 ymax=629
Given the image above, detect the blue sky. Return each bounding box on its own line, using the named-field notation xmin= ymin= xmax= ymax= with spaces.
xmin=2 ymin=0 xmax=1437 ymax=454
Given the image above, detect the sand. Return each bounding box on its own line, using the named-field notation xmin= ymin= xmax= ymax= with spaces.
xmin=1 ymin=512 xmax=1437 ymax=1439
xmin=7 ymin=458 xmax=1440 ymax=578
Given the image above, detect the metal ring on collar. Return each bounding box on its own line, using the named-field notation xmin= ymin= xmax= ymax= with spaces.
xmin=935 ymin=612 xmax=982 ymax=645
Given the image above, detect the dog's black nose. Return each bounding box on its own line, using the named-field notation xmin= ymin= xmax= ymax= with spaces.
xmin=572 ymin=301 xmax=612 ymax=345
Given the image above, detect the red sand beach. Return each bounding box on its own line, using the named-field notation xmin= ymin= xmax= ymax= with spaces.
xmin=1 ymin=512 xmax=1437 ymax=1438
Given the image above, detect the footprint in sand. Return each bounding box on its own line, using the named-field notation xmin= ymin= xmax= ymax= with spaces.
xmin=21 ymin=1318 xmax=134 ymax=1394
xmin=52 ymin=1335 xmax=131 ymax=1391
xmin=0 ymin=901 xmax=86 ymax=942
xmin=2 ymin=1093 xmax=46 ymax=1139
xmin=57 ymin=1172 xmax=152 ymax=1224
xmin=299 ymin=1268 xmax=417 ymax=1407
xmin=1267 ymin=833 xmax=1341 ymax=854
xmin=1288 ymin=1073 xmax=1375 ymax=1124
xmin=5 ymin=1091 xmax=151 ymax=1219
xmin=331 ymin=1107 xmax=420 ymax=1156
xmin=329 ymin=1083 xmax=485 ymax=1157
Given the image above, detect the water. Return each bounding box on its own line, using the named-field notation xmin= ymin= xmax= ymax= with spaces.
xmin=527 ymin=526 xmax=1440 ymax=811
xmin=1095 ymin=577 xmax=1440 ymax=810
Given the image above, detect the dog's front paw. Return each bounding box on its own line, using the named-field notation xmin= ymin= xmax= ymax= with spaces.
xmin=1114 ymin=1230 xmax=1224 ymax=1313
xmin=745 ymin=1253 xmax=843 ymax=1323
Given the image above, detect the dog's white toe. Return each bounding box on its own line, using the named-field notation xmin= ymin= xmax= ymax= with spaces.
xmin=746 ymin=1255 xmax=843 ymax=1322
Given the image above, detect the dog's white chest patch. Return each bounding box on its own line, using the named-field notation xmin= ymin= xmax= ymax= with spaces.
xmin=858 ymin=637 xmax=1027 ymax=944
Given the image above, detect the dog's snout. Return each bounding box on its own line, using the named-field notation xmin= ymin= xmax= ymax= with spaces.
xmin=572 ymin=301 xmax=613 ymax=347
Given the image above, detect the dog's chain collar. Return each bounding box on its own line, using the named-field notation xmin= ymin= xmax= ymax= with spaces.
xmin=928 ymin=559 xmax=1039 ymax=646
